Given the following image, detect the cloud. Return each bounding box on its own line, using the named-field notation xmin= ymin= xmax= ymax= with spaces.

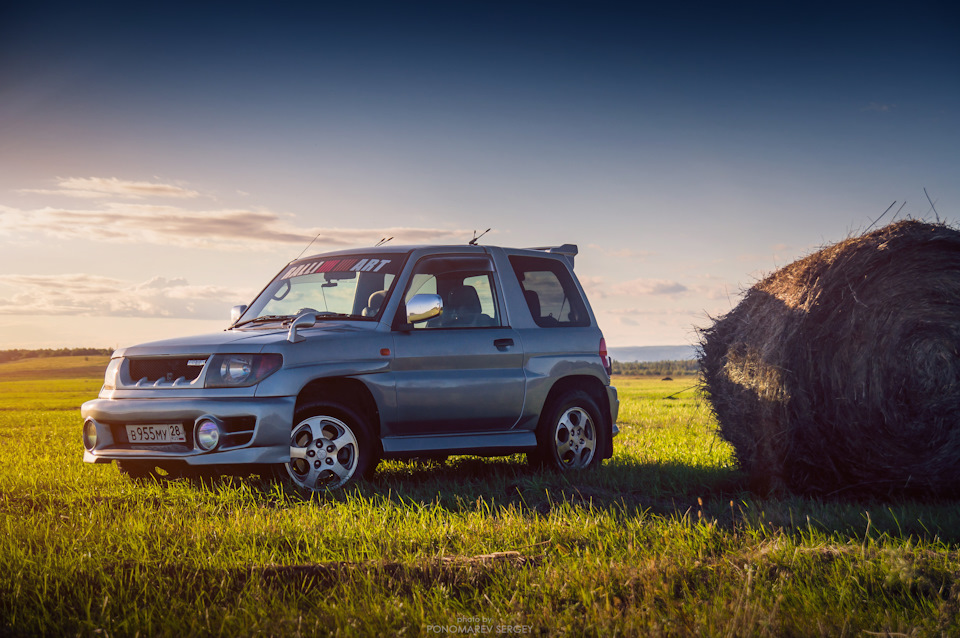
xmin=17 ymin=177 xmax=201 ymax=199
xmin=586 ymin=244 xmax=655 ymax=260
xmin=685 ymin=274 xmax=741 ymax=302
xmin=0 ymin=203 xmax=470 ymax=250
xmin=612 ymin=278 xmax=689 ymax=296
xmin=0 ymin=274 xmax=252 ymax=319
xmin=863 ymin=102 xmax=895 ymax=113
xmin=576 ymin=275 xmax=606 ymax=298
xmin=737 ymin=242 xmax=796 ymax=262
xmin=604 ymin=306 xmax=707 ymax=327
xmin=607 ymin=307 xmax=704 ymax=318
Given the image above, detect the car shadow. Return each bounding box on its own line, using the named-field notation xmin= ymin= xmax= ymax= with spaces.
xmin=366 ymin=454 xmax=746 ymax=516
xmin=156 ymin=453 xmax=960 ymax=543
xmin=215 ymin=455 xmax=960 ymax=543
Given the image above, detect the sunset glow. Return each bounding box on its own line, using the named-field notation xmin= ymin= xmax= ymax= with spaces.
xmin=2 ymin=3 xmax=957 ymax=349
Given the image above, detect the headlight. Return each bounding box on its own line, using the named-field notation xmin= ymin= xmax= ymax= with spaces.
xmin=204 ymin=354 xmax=283 ymax=388
xmin=102 ymin=358 xmax=121 ymax=391
xmin=195 ymin=418 xmax=221 ymax=451
xmin=221 ymin=357 xmax=252 ymax=383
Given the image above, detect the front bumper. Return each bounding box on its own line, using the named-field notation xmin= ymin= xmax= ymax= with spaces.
xmin=81 ymin=396 xmax=296 ymax=466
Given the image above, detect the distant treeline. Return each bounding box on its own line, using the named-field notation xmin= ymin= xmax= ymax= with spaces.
xmin=611 ymin=359 xmax=699 ymax=376
xmin=0 ymin=348 xmax=114 ymax=364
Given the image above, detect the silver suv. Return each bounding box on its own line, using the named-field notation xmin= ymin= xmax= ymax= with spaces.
xmin=81 ymin=243 xmax=619 ymax=492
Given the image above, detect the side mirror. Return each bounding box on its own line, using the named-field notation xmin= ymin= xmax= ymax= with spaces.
xmin=407 ymin=294 xmax=443 ymax=324
xmin=231 ymin=305 xmax=248 ymax=323
xmin=287 ymin=312 xmax=317 ymax=343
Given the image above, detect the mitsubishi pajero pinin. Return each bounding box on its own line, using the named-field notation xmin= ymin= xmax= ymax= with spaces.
xmin=81 ymin=243 xmax=619 ymax=492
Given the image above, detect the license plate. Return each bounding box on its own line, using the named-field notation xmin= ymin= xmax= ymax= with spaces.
xmin=126 ymin=423 xmax=186 ymax=443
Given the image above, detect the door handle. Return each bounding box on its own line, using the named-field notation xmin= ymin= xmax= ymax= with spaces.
xmin=494 ymin=338 xmax=515 ymax=350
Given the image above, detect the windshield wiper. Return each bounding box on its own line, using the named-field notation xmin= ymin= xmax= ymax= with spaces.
xmin=233 ymin=312 xmax=356 ymax=329
xmin=232 ymin=314 xmax=295 ymax=328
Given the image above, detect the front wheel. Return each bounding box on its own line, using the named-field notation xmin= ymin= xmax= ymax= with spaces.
xmin=280 ymin=403 xmax=377 ymax=493
xmin=531 ymin=390 xmax=603 ymax=471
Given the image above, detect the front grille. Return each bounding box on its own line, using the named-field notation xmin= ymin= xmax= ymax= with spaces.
xmin=128 ymin=358 xmax=206 ymax=383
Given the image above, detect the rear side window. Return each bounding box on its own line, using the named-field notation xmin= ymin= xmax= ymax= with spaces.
xmin=509 ymin=255 xmax=589 ymax=327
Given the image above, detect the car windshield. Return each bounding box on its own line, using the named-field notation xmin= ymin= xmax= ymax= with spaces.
xmin=237 ymin=255 xmax=401 ymax=326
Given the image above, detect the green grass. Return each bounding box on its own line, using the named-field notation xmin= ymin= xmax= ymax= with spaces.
xmin=2 ymin=362 xmax=959 ymax=636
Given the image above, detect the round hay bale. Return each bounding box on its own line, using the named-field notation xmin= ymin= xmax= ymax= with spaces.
xmin=699 ymin=220 xmax=960 ymax=497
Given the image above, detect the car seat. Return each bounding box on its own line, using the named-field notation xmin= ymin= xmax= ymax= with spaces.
xmin=362 ymin=290 xmax=386 ymax=317
xmin=445 ymin=285 xmax=483 ymax=326
xmin=523 ymin=289 xmax=541 ymax=322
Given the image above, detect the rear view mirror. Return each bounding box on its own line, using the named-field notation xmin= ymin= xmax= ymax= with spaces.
xmin=406 ymin=294 xmax=443 ymax=324
xmin=325 ymin=271 xmax=357 ymax=281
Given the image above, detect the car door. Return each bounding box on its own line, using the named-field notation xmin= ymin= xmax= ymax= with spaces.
xmin=390 ymin=254 xmax=525 ymax=436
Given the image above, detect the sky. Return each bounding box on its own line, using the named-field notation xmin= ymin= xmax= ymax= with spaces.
xmin=1 ymin=1 xmax=957 ymax=350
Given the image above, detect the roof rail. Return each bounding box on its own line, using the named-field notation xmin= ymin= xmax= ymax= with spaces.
xmin=528 ymin=243 xmax=579 ymax=267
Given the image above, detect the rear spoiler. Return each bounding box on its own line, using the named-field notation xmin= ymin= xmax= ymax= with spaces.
xmin=528 ymin=244 xmax=579 ymax=267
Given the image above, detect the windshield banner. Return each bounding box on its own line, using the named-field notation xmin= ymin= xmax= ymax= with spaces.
xmin=281 ymin=257 xmax=395 ymax=280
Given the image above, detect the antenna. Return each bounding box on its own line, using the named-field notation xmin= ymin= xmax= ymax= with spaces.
xmin=375 ymin=236 xmax=394 ymax=247
xmin=468 ymin=228 xmax=491 ymax=246
xmin=295 ymin=232 xmax=322 ymax=261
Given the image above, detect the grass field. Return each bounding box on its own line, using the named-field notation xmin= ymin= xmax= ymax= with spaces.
xmin=2 ymin=359 xmax=959 ymax=636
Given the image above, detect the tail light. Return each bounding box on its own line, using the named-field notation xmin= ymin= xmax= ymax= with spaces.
xmin=599 ymin=337 xmax=612 ymax=376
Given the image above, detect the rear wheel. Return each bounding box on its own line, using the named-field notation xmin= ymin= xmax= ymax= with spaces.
xmin=279 ymin=403 xmax=377 ymax=493
xmin=531 ymin=390 xmax=603 ymax=471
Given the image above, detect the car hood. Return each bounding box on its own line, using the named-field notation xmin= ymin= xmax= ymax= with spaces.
xmin=115 ymin=322 xmax=373 ymax=357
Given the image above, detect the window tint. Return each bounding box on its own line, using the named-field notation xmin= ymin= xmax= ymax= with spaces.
xmin=246 ymin=253 xmax=400 ymax=322
xmin=463 ymin=275 xmax=497 ymax=318
xmin=402 ymin=256 xmax=500 ymax=329
xmin=509 ymin=255 xmax=589 ymax=327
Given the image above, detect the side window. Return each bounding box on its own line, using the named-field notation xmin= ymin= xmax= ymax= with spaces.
xmin=402 ymin=256 xmax=501 ymax=329
xmin=463 ymin=275 xmax=497 ymax=318
xmin=509 ymin=255 xmax=590 ymax=327
xmin=404 ymin=273 xmax=437 ymax=302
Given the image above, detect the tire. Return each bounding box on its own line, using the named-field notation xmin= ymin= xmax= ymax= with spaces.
xmin=278 ymin=402 xmax=377 ymax=493
xmin=531 ymin=390 xmax=603 ymax=471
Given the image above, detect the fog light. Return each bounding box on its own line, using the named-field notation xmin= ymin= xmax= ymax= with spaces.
xmin=196 ymin=419 xmax=220 ymax=451
xmin=82 ymin=420 xmax=98 ymax=450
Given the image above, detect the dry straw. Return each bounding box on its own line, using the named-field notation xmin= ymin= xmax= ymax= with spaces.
xmin=700 ymin=220 xmax=960 ymax=497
